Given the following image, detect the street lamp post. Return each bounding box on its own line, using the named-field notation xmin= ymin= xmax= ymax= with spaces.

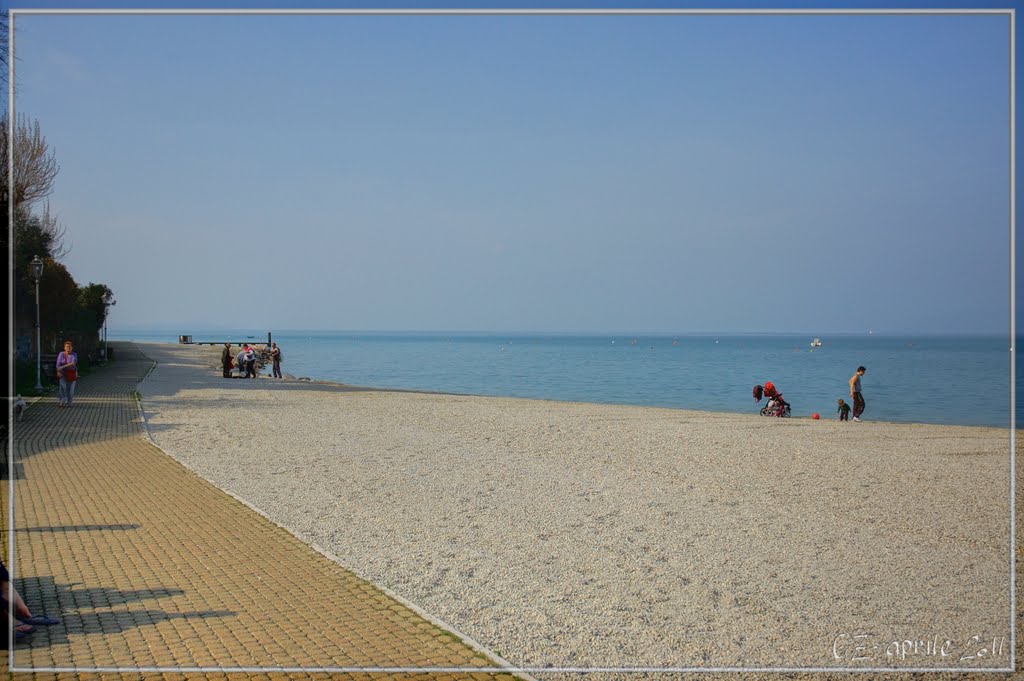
xmin=103 ymin=298 xmax=116 ymax=361
xmin=31 ymin=255 xmax=44 ymax=392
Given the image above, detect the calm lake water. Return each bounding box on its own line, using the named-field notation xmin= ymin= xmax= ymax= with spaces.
xmin=112 ymin=331 xmax=1015 ymax=428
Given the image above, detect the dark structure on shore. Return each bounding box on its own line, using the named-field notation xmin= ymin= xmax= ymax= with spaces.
xmin=179 ymin=332 xmax=273 ymax=347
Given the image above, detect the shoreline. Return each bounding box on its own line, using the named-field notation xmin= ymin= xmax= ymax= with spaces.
xmin=133 ymin=341 xmax=1012 ymax=670
xmin=129 ymin=340 xmax=1010 ymax=432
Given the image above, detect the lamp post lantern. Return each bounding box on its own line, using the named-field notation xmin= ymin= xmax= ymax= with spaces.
xmin=31 ymin=255 xmax=44 ymax=392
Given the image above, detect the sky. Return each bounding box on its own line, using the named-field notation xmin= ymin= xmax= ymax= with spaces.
xmin=7 ymin=1 xmax=1016 ymax=334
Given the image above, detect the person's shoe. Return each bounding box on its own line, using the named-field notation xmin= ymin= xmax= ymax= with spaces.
xmin=852 ymin=416 xmax=861 ymax=422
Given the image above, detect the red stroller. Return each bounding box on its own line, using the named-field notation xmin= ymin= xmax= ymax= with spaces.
xmin=753 ymin=382 xmax=792 ymax=417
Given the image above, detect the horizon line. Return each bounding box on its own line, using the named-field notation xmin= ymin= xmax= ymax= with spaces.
xmin=10 ymin=8 xmax=1013 ymax=16
xmin=108 ymin=328 xmax=1012 ymax=337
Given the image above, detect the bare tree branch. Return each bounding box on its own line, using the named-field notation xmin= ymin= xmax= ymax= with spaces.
xmin=0 ymin=112 xmax=60 ymax=212
xmin=39 ymin=200 xmax=68 ymax=259
xmin=0 ymin=14 xmax=8 ymax=87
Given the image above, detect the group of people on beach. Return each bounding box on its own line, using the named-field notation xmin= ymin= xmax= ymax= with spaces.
xmin=838 ymin=366 xmax=867 ymax=421
xmin=220 ymin=342 xmax=283 ymax=379
xmin=758 ymin=365 xmax=868 ymax=421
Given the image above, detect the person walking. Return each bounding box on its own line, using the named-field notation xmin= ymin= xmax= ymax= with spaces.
xmin=270 ymin=342 xmax=282 ymax=378
xmin=55 ymin=340 xmax=79 ymax=407
xmin=849 ymin=366 xmax=867 ymax=421
xmin=221 ymin=343 xmax=233 ymax=378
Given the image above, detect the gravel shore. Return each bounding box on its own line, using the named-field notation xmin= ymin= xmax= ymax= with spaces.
xmin=136 ymin=342 xmax=1012 ymax=674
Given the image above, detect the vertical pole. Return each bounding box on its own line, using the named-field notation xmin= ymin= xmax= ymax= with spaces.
xmin=8 ymin=8 xmax=18 ymax=658
xmin=1007 ymin=7 xmax=1017 ymax=671
xmin=34 ymin=278 xmax=42 ymax=391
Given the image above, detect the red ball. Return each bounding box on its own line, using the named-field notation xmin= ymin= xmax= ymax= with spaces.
xmin=812 ymin=413 xmax=820 ymax=420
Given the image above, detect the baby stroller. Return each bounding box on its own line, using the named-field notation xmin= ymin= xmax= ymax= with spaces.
xmin=753 ymin=382 xmax=792 ymax=417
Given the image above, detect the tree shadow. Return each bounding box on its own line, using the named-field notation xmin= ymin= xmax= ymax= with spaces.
xmin=7 ymin=574 xmax=236 ymax=648
xmin=17 ymin=523 xmax=142 ymax=534
xmin=0 ymin=524 xmax=143 ymax=560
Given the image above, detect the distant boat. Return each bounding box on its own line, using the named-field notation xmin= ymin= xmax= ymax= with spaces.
xmin=811 ymin=338 xmax=822 ymax=347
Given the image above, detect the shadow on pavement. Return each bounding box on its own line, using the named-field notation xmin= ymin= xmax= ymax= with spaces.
xmin=10 ymin=574 xmax=235 ymax=648
xmin=16 ymin=524 xmax=142 ymax=534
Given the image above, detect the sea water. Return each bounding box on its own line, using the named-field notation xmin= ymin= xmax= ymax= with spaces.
xmin=111 ymin=331 xmax=1014 ymax=428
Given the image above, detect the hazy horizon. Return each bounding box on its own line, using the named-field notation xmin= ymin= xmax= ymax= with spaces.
xmin=110 ymin=323 xmax=1012 ymax=338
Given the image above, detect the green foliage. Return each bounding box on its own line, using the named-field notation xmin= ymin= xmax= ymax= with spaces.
xmin=37 ymin=259 xmax=79 ymax=333
xmin=79 ymin=283 xmax=115 ymax=330
xmin=12 ymin=208 xmax=55 ymax=278
xmin=15 ymin=258 xmax=115 ymax=356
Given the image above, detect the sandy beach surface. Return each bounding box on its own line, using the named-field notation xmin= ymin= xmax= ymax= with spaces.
xmin=136 ymin=342 xmax=1012 ymax=673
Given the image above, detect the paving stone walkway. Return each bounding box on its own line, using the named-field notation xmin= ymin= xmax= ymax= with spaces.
xmin=2 ymin=343 xmax=517 ymax=680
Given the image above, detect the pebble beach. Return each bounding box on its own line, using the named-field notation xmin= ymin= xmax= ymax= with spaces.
xmin=136 ymin=342 xmax=1013 ymax=673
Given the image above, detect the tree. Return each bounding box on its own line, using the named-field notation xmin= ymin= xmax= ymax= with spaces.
xmin=0 ymin=14 xmax=7 ymax=87
xmin=0 ymin=113 xmax=59 ymax=215
xmin=11 ymin=209 xmax=53 ymax=274
xmin=78 ymin=283 xmax=115 ymax=331
xmin=7 ymin=205 xmax=66 ymax=288
xmin=37 ymin=202 xmax=67 ymax=258
xmin=36 ymin=258 xmax=79 ymax=346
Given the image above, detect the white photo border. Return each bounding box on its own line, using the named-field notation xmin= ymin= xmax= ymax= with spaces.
xmin=6 ymin=6 xmax=1016 ymax=675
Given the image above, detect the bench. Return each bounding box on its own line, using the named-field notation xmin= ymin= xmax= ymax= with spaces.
xmin=40 ymin=354 xmax=58 ymax=383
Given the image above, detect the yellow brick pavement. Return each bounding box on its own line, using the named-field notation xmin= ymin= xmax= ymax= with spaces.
xmin=2 ymin=343 xmax=517 ymax=680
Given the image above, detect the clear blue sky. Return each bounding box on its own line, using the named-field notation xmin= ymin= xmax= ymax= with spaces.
xmin=9 ymin=2 xmax=1015 ymax=334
